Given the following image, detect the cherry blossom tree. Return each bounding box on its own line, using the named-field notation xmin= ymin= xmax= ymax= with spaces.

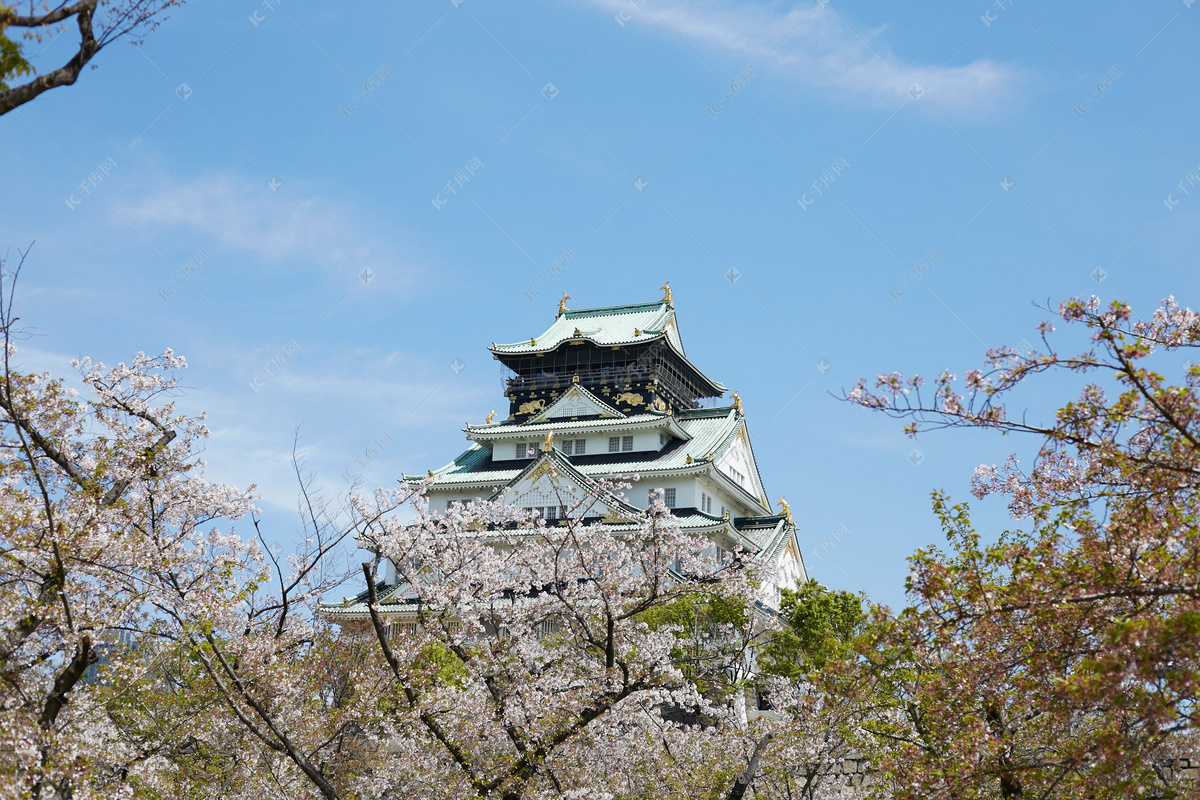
xmin=341 ymin=488 xmax=769 ymax=800
xmin=0 ymin=255 xmax=257 ymax=798
xmin=845 ymin=296 xmax=1200 ymax=799
xmin=0 ymin=247 xmax=869 ymax=798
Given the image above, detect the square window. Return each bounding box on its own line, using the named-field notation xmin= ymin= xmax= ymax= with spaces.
xmin=574 ymin=439 xmax=586 ymax=455
xmin=562 ymin=440 xmax=573 ymax=455
xmin=665 ymin=488 xmax=676 ymax=508
xmin=609 ymin=437 xmax=620 ymax=453
xmin=622 ymin=435 xmax=633 ymax=451
xmin=545 ymin=505 xmax=557 ymax=520
xmin=516 ymin=443 xmax=527 ymax=458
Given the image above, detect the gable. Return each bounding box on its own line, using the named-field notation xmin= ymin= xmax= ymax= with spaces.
xmin=494 ymin=454 xmax=641 ymax=522
xmin=715 ymin=427 xmax=768 ymax=505
xmin=529 ymin=384 xmax=624 ymax=422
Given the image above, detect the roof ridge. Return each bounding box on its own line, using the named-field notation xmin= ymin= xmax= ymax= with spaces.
xmin=562 ymin=300 xmax=668 ymax=317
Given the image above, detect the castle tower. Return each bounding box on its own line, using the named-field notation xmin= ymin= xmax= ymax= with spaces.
xmin=324 ymin=290 xmax=806 ymax=622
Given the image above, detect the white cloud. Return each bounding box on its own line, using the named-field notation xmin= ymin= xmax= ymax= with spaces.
xmin=117 ymin=172 xmax=382 ymax=268
xmin=590 ymin=0 xmax=1018 ymax=112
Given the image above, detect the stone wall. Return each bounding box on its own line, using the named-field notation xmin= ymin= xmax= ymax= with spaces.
xmin=829 ymin=756 xmax=869 ymax=788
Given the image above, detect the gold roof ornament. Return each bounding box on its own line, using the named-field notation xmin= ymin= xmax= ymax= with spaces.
xmin=722 ymin=509 xmax=730 ymax=521
xmin=634 ymin=328 xmax=641 ymax=336
xmin=572 ymin=374 xmax=580 ymax=383
xmin=542 ymin=430 xmax=554 ymax=452
xmin=778 ymin=497 xmax=793 ymax=524
xmin=685 ymin=454 xmax=694 ymax=464
xmin=573 ymin=327 xmax=582 ymax=337
xmin=485 ymin=410 xmax=496 ymax=424
xmin=558 ymin=292 xmax=571 ymax=316
xmin=601 ymin=508 xmax=629 ymax=524
xmin=529 ymin=337 xmax=537 ymax=346
xmin=660 ymin=281 xmax=673 ymax=308
xmin=731 ymin=391 xmax=743 ymax=414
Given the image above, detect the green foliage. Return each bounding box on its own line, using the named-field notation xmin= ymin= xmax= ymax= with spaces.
xmin=416 ymin=640 xmax=470 ymax=689
xmin=761 ymin=579 xmax=866 ymax=678
xmin=0 ymin=12 xmax=34 ymax=93
xmin=639 ymin=592 xmax=749 ymax=634
xmin=638 ymin=592 xmax=752 ymax=701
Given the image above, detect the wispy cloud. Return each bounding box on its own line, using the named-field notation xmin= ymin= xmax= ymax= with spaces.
xmin=117 ymin=173 xmax=381 ymax=268
xmin=588 ymin=0 xmax=1018 ymax=112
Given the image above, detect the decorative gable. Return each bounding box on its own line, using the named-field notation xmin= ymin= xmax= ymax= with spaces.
xmin=496 ymin=453 xmax=642 ymax=522
xmin=715 ymin=428 xmax=767 ymax=504
xmin=529 ymin=384 xmax=624 ymax=423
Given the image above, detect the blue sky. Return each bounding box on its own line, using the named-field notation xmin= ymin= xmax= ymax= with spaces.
xmin=3 ymin=0 xmax=1198 ymax=608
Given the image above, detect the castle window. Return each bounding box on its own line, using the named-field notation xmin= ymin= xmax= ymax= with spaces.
xmin=650 ymin=488 xmax=676 ymax=508
xmin=574 ymin=438 xmax=585 ymax=454
xmin=609 ymin=436 xmax=620 ymax=453
xmin=516 ymin=443 xmax=527 ymax=458
xmin=622 ymin=435 xmax=634 ymax=452
xmin=562 ymin=440 xmax=573 ymax=455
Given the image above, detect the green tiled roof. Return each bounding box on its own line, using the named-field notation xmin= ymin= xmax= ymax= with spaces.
xmin=466 ymin=412 xmax=682 ymax=440
xmin=409 ymin=407 xmax=743 ymax=486
xmin=734 ymin=515 xmax=792 ymax=560
xmin=492 ymin=301 xmax=677 ymax=355
xmin=489 ymin=299 xmax=725 ymax=394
